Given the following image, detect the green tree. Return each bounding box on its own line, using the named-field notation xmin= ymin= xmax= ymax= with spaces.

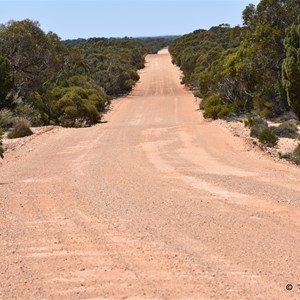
xmin=0 ymin=55 xmax=13 ymax=109
xmin=0 ymin=20 xmax=54 ymax=101
xmin=0 ymin=20 xmax=90 ymax=105
xmin=282 ymin=18 xmax=300 ymax=120
xmin=240 ymin=0 xmax=300 ymax=117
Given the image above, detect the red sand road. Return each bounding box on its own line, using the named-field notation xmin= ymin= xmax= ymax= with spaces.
xmin=1 ymin=49 xmax=300 ymax=299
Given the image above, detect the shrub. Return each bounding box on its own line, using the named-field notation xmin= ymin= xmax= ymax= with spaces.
xmin=54 ymin=87 xmax=103 ymax=127
xmin=7 ymin=118 xmax=33 ymax=139
xmin=201 ymin=94 xmax=222 ymax=110
xmin=203 ymin=104 xmax=231 ymax=119
xmin=202 ymin=94 xmax=233 ymax=119
xmin=244 ymin=116 xmax=268 ymax=138
xmin=290 ymin=144 xmax=300 ymax=165
xmin=0 ymin=109 xmax=13 ymax=129
xmin=258 ymin=127 xmax=279 ymax=147
xmin=270 ymin=120 xmax=299 ymax=139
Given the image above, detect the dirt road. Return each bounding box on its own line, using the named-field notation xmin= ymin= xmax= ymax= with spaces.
xmin=1 ymin=49 xmax=300 ymax=299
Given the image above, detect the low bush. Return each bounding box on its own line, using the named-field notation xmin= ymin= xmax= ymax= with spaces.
xmin=270 ymin=120 xmax=298 ymax=139
xmin=290 ymin=144 xmax=300 ymax=165
xmin=203 ymin=104 xmax=231 ymax=119
xmin=258 ymin=127 xmax=279 ymax=147
xmin=201 ymin=94 xmax=222 ymax=110
xmin=202 ymin=94 xmax=233 ymax=119
xmin=54 ymin=87 xmax=103 ymax=127
xmin=7 ymin=118 xmax=33 ymax=139
xmin=244 ymin=116 xmax=268 ymax=138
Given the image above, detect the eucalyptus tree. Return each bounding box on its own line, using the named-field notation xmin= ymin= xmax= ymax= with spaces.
xmin=282 ymin=18 xmax=300 ymax=120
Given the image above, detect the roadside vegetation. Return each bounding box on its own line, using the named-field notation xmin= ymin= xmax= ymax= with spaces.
xmin=170 ymin=0 xmax=300 ymax=120
xmin=0 ymin=20 xmax=166 ymax=156
xmin=0 ymin=20 xmax=149 ymax=130
xmin=169 ymin=0 xmax=300 ymax=161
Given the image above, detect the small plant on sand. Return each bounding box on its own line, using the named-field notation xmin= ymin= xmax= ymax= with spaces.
xmin=244 ymin=116 xmax=268 ymax=138
xmin=7 ymin=118 xmax=33 ymax=139
xmin=270 ymin=120 xmax=299 ymax=139
xmin=258 ymin=127 xmax=279 ymax=147
xmin=290 ymin=144 xmax=300 ymax=165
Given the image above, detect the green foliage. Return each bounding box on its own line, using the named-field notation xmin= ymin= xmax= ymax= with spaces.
xmin=258 ymin=127 xmax=279 ymax=147
xmin=170 ymin=1 xmax=300 ymax=118
xmin=0 ymin=19 xmax=149 ymax=127
xmin=138 ymin=36 xmax=179 ymax=54
xmin=0 ymin=109 xmax=13 ymax=129
xmin=169 ymin=25 xmax=242 ymax=88
xmin=270 ymin=120 xmax=299 ymax=138
xmin=282 ymin=17 xmax=300 ymax=120
xmin=53 ymin=87 xmax=102 ymax=127
xmin=67 ymin=38 xmax=147 ymax=97
xmin=0 ymin=20 xmax=62 ymax=101
xmin=290 ymin=144 xmax=300 ymax=164
xmin=242 ymin=0 xmax=300 ymax=117
xmin=7 ymin=118 xmax=33 ymax=139
xmin=0 ymin=55 xmax=14 ymax=109
xmin=14 ymin=104 xmax=42 ymax=127
xmin=244 ymin=116 xmax=268 ymax=138
xmin=203 ymin=104 xmax=232 ymax=120
xmin=201 ymin=94 xmax=233 ymax=119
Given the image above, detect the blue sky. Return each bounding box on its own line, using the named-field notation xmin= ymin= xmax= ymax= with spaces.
xmin=0 ymin=1 xmax=260 ymax=39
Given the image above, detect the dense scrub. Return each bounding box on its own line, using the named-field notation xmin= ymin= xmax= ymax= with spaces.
xmin=0 ymin=20 xmax=112 ymax=129
xmin=0 ymin=20 xmax=153 ymax=157
xmin=65 ymin=38 xmax=148 ymax=97
xmin=0 ymin=19 xmax=154 ymax=149
xmin=170 ymin=24 xmax=242 ymax=87
xmin=169 ymin=0 xmax=300 ymax=120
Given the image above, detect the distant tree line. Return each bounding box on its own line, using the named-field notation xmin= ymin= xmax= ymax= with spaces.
xmin=169 ymin=0 xmax=300 ymax=120
xmin=137 ymin=36 xmax=180 ymax=54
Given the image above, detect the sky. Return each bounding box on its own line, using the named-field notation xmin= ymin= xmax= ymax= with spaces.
xmin=0 ymin=0 xmax=260 ymax=39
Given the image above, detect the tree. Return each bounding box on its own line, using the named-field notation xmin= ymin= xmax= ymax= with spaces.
xmin=0 ymin=19 xmax=148 ymax=127
xmin=240 ymin=0 xmax=300 ymax=117
xmin=0 ymin=20 xmax=54 ymax=101
xmin=282 ymin=18 xmax=300 ymax=120
xmin=0 ymin=55 xmax=13 ymax=109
